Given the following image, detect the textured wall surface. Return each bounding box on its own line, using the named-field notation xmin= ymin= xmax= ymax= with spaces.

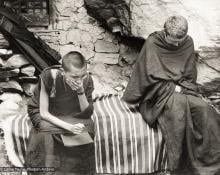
xmin=0 ymin=0 xmax=134 ymax=94
xmin=53 ymin=0 xmax=135 ymax=94
xmin=0 ymin=0 xmax=219 ymax=93
xmin=128 ymin=0 xmax=220 ymax=49
xmin=83 ymin=0 xmax=220 ymax=50
xmin=83 ymin=0 xmax=220 ymax=86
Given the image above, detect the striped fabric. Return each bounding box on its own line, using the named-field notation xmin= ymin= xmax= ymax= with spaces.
xmin=93 ymin=94 xmax=167 ymax=174
xmin=3 ymin=94 xmax=167 ymax=174
xmin=3 ymin=114 xmax=31 ymax=167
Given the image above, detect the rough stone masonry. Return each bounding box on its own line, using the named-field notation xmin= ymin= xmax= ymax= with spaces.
xmin=0 ymin=0 xmax=220 ymax=94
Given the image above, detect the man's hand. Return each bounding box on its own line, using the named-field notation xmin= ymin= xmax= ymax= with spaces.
xmin=69 ymin=123 xmax=85 ymax=135
xmin=123 ymin=101 xmax=138 ymax=109
xmin=175 ymin=85 xmax=182 ymax=93
xmin=65 ymin=78 xmax=84 ymax=94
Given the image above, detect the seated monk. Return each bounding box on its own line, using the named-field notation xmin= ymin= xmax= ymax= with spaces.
xmin=25 ymin=51 xmax=95 ymax=175
xmin=122 ymin=16 xmax=220 ymax=175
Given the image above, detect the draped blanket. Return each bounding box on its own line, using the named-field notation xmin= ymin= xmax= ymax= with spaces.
xmin=0 ymin=7 xmax=61 ymax=72
xmin=3 ymin=94 xmax=167 ymax=174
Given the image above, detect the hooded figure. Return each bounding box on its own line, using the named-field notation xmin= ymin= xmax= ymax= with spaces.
xmin=123 ymin=16 xmax=220 ymax=175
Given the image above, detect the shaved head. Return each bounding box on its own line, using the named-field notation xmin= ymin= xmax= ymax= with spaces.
xmin=62 ymin=51 xmax=87 ymax=73
xmin=164 ymin=15 xmax=188 ymax=39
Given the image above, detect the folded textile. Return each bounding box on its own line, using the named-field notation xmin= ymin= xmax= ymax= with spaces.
xmin=61 ymin=132 xmax=93 ymax=147
xmin=3 ymin=94 xmax=168 ymax=174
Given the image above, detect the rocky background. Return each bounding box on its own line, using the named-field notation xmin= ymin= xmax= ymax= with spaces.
xmin=0 ymin=0 xmax=220 ymax=93
xmin=0 ymin=0 xmax=219 ymax=173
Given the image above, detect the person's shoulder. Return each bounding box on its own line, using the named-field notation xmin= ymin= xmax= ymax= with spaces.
xmin=83 ymin=72 xmax=94 ymax=91
xmin=41 ymin=65 xmax=61 ymax=73
xmin=146 ymin=31 xmax=160 ymax=45
xmin=86 ymin=72 xmax=93 ymax=82
xmin=149 ymin=31 xmax=159 ymax=38
xmin=183 ymin=35 xmax=194 ymax=48
xmin=40 ymin=65 xmax=61 ymax=79
xmin=186 ymin=35 xmax=194 ymax=43
xmin=85 ymin=72 xmax=94 ymax=84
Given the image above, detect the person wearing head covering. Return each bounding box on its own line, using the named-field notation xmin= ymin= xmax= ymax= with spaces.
xmin=123 ymin=16 xmax=220 ymax=175
xmin=25 ymin=51 xmax=95 ymax=175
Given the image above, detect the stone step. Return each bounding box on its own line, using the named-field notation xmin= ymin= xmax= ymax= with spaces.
xmin=0 ymin=67 xmax=20 ymax=79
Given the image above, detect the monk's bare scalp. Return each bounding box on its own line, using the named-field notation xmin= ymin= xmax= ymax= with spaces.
xmin=62 ymin=51 xmax=86 ymax=72
xmin=164 ymin=15 xmax=188 ymax=39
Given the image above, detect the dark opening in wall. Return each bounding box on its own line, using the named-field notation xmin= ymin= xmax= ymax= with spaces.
xmin=3 ymin=0 xmax=52 ymax=27
xmin=118 ymin=34 xmax=145 ymax=51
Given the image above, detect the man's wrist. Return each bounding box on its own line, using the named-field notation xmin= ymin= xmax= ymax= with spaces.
xmin=175 ymin=85 xmax=182 ymax=93
xmin=76 ymin=87 xmax=85 ymax=95
xmin=65 ymin=123 xmax=73 ymax=131
xmin=77 ymin=91 xmax=85 ymax=95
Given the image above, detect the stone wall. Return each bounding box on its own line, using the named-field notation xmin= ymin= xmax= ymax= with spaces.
xmin=52 ymin=0 xmax=138 ymax=94
xmin=127 ymin=0 xmax=220 ymax=50
xmin=51 ymin=0 xmax=220 ymax=90
xmin=0 ymin=0 xmax=220 ymax=94
xmin=0 ymin=0 xmax=136 ymax=94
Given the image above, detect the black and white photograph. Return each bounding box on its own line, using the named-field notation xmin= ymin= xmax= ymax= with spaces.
xmin=0 ymin=0 xmax=219 ymax=175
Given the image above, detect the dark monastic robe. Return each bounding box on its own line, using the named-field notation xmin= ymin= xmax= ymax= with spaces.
xmin=25 ymin=66 xmax=95 ymax=175
xmin=123 ymin=31 xmax=220 ymax=175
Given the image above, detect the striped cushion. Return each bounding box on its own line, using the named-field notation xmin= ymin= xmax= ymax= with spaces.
xmin=3 ymin=94 xmax=167 ymax=174
xmin=93 ymin=94 xmax=167 ymax=174
xmin=4 ymin=114 xmax=31 ymax=167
